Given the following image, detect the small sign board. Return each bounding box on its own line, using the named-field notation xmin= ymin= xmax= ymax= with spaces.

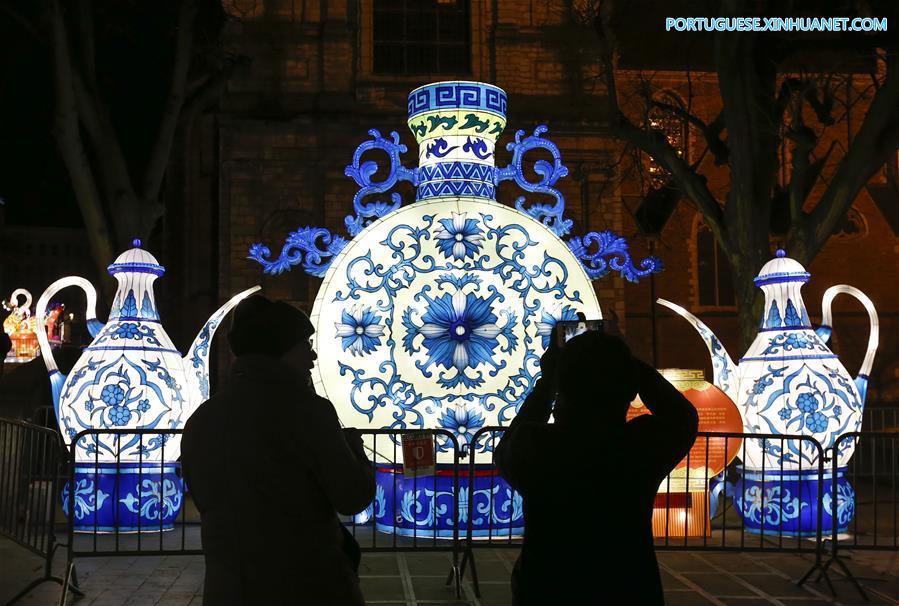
xmin=401 ymin=431 xmax=435 ymax=478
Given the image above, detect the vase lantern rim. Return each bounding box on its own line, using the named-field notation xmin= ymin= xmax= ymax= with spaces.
xmin=107 ymin=245 xmax=165 ymax=277
xmin=754 ymin=251 xmax=809 ymax=288
xmin=407 ymin=80 xmax=508 ymax=121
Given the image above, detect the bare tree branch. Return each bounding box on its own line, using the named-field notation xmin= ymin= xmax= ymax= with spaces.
xmin=651 ymin=100 xmax=729 ymax=165
xmin=50 ymin=0 xmax=115 ymax=277
xmin=593 ymin=5 xmax=728 ymax=250
xmin=141 ymin=0 xmax=197 ymax=202
xmin=798 ymin=54 xmax=899 ymax=258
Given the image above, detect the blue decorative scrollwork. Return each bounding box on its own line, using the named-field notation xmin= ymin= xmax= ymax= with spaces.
xmin=62 ymin=478 xmax=109 ymax=520
xmin=495 ymin=125 xmax=571 ymax=237
xmin=567 ymin=231 xmax=663 ymax=282
xmin=248 ymin=227 xmax=348 ymax=277
xmin=343 ymin=129 xmax=417 ymax=236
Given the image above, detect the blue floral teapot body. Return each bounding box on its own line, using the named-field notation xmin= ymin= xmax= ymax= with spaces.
xmin=35 ymin=241 xmax=259 ymax=463
xmin=658 ymin=250 xmax=879 ymax=471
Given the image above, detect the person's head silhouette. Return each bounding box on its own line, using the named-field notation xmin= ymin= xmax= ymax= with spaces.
xmin=228 ymin=295 xmax=317 ymax=376
xmin=552 ymin=331 xmax=638 ymax=426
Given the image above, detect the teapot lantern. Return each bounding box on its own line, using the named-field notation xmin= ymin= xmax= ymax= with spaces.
xmin=35 ymin=241 xmax=259 ymax=531
xmin=658 ymin=250 xmax=878 ymax=536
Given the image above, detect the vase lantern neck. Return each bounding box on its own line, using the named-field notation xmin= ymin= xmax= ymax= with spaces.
xmin=755 ymin=249 xmax=812 ymax=331
xmin=407 ymin=81 xmax=507 ymax=202
xmin=107 ymin=239 xmax=164 ymax=322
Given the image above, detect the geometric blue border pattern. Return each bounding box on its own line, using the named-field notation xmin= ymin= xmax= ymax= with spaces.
xmin=408 ymin=82 xmax=507 ymax=119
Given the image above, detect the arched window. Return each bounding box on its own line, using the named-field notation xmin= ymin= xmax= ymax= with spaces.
xmin=695 ymin=221 xmax=734 ymax=308
xmin=644 ymin=91 xmax=689 ymax=189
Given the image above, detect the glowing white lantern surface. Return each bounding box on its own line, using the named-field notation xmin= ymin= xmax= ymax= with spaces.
xmin=250 ymin=81 xmax=661 ymax=464
xmin=311 ymin=197 xmax=599 ymax=458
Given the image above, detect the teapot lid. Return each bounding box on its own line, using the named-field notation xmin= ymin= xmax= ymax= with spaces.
xmin=754 ymin=249 xmax=809 ymax=287
xmin=107 ymin=239 xmax=166 ymax=277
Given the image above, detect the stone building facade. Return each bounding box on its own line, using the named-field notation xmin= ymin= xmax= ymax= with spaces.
xmin=166 ymin=0 xmax=899 ymax=399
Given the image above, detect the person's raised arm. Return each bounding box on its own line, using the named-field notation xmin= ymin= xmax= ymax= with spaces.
xmin=305 ymin=395 xmax=376 ymax=515
xmin=632 ymin=358 xmax=698 ymax=468
xmin=495 ymin=343 xmax=558 ymax=491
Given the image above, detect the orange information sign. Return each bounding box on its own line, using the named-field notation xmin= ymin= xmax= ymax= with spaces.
xmin=627 ymin=369 xmax=742 ymax=492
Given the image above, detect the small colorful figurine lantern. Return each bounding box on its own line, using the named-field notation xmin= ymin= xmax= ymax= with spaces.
xmin=3 ymin=289 xmax=39 ymax=361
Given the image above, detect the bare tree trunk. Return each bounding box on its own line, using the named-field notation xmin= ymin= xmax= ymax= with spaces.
xmin=50 ymin=0 xmax=115 ymax=286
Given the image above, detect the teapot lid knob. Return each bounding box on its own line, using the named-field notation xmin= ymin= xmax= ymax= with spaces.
xmin=775 ymin=248 xmax=786 ymax=258
xmin=132 ymin=238 xmax=142 ymax=248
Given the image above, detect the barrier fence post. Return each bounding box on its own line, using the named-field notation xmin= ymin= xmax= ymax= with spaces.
xmin=0 ymin=418 xmax=83 ymax=606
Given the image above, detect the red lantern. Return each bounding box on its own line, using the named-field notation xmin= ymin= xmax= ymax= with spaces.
xmin=627 ymin=369 xmax=742 ymax=537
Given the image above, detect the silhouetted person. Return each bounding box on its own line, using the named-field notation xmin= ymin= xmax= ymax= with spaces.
xmin=496 ymin=331 xmax=698 ymax=605
xmin=0 ymin=328 xmax=11 ymax=379
xmin=182 ymin=296 xmax=375 ymax=605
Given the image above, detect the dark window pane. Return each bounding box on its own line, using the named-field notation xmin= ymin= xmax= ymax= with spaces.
xmin=374 ymin=43 xmax=405 ymax=74
xmin=715 ymin=245 xmax=735 ymax=306
xmin=406 ymin=44 xmax=436 ymax=73
xmin=372 ymin=0 xmax=470 ymax=74
xmin=408 ymin=10 xmax=437 ymax=41
xmin=438 ymin=45 xmax=469 ymax=73
xmin=696 ymin=228 xmax=717 ymax=306
xmin=373 ymin=12 xmax=403 ymax=42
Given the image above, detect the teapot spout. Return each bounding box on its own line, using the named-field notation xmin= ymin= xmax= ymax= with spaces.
xmin=656 ymin=298 xmax=739 ymax=404
xmin=183 ymin=286 xmax=261 ymax=413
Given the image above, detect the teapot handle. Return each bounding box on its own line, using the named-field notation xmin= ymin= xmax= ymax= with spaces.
xmin=35 ymin=277 xmax=103 ymax=410
xmin=820 ymin=285 xmax=879 ymax=380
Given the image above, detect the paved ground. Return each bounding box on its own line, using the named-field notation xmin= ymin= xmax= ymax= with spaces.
xmin=2 ymin=535 xmax=897 ymax=605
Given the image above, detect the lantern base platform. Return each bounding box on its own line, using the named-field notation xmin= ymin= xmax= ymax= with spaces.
xmin=62 ymin=462 xmax=184 ymax=533
xmin=652 ymin=491 xmax=712 ymax=538
xmin=734 ymin=467 xmax=853 ymax=537
xmin=359 ymin=464 xmax=523 ymax=539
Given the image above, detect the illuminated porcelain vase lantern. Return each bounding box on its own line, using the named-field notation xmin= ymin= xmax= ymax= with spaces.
xmin=658 ymin=250 xmax=879 ymax=535
xmin=250 ymin=81 xmax=661 ymax=536
xmin=35 ymin=241 xmax=259 ymax=532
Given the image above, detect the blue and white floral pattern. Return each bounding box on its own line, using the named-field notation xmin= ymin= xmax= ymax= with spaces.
xmin=403 ymin=283 xmax=517 ymax=389
xmin=61 ymin=479 xmax=109 ymax=520
xmin=760 ymin=331 xmax=830 ymax=356
xmin=745 ymin=363 xmax=860 ymax=468
xmin=371 ymin=468 xmax=524 ymax=537
xmin=317 ymin=204 xmax=599 ymax=457
xmin=119 ymin=478 xmax=184 ymax=521
xmin=823 ymin=479 xmax=855 ymax=528
xmin=737 ymin=485 xmax=806 ymax=528
xmin=438 ymin=405 xmax=485 ymax=456
xmin=59 ymin=354 xmax=182 ymax=461
xmin=335 ymin=307 xmax=385 ymax=356
xmin=434 ymin=213 xmax=485 ymax=261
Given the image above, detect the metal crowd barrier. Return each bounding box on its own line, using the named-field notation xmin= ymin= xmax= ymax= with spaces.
xmin=456 ymin=427 xmax=833 ymax=598
xmin=862 ymin=405 xmax=899 ymax=433
xmin=57 ymin=428 xmax=464 ymax=603
xmin=1 ymin=424 xmax=891 ymax=604
xmin=821 ymin=431 xmax=899 ymax=601
xmin=0 ymin=418 xmax=80 ymax=605
xmin=344 ymin=429 xmax=463 ymax=595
